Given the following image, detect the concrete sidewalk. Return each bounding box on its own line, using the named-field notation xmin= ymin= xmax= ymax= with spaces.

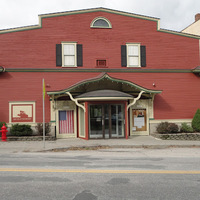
xmin=1 ymin=136 xmax=200 ymax=153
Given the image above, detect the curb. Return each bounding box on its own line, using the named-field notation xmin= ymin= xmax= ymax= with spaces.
xmin=42 ymin=144 xmax=200 ymax=152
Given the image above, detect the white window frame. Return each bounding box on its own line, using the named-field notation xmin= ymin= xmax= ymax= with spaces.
xmin=126 ymin=43 xmax=141 ymax=67
xmin=90 ymin=17 xmax=112 ymax=28
xmin=62 ymin=42 xmax=77 ymax=67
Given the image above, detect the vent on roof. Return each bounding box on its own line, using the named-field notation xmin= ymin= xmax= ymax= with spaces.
xmin=96 ymin=60 xmax=106 ymax=67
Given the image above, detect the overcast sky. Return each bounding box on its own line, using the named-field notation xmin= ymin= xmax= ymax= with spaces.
xmin=0 ymin=0 xmax=199 ymax=31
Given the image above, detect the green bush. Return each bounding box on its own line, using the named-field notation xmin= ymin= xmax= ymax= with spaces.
xmin=167 ymin=123 xmax=179 ymax=133
xmin=0 ymin=122 xmax=7 ymax=128
xmin=180 ymin=122 xmax=193 ymax=133
xmin=156 ymin=122 xmax=179 ymax=134
xmin=156 ymin=122 xmax=169 ymax=134
xmin=35 ymin=123 xmax=51 ymax=136
xmin=192 ymin=109 xmax=200 ymax=132
xmin=10 ymin=124 xmax=33 ymax=137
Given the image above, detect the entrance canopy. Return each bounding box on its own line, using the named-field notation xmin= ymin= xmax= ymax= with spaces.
xmin=47 ymin=73 xmax=162 ymax=100
xmin=76 ymin=89 xmax=134 ymax=101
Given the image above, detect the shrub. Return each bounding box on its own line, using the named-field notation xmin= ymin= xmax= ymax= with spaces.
xmin=35 ymin=123 xmax=51 ymax=136
xmin=192 ymin=109 xmax=200 ymax=132
xmin=180 ymin=123 xmax=194 ymax=133
xmin=0 ymin=122 xmax=7 ymax=128
xmin=156 ymin=122 xmax=169 ymax=134
xmin=167 ymin=123 xmax=179 ymax=133
xmin=156 ymin=122 xmax=179 ymax=134
xmin=10 ymin=124 xmax=33 ymax=137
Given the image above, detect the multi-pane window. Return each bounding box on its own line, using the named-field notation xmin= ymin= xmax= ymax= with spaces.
xmin=90 ymin=17 xmax=112 ymax=28
xmin=127 ymin=44 xmax=140 ymax=67
xmin=63 ymin=43 xmax=76 ymax=67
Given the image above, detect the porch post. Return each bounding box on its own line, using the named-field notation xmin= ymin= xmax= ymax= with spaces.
xmin=85 ymin=102 xmax=89 ymax=140
xmin=125 ymin=101 xmax=128 ymax=139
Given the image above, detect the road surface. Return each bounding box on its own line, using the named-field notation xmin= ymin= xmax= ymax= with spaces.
xmin=0 ymin=148 xmax=200 ymax=200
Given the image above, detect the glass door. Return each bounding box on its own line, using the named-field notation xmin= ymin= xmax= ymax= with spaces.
xmin=89 ymin=104 xmax=125 ymax=139
xmin=104 ymin=104 xmax=110 ymax=139
xmin=111 ymin=105 xmax=124 ymax=138
xmin=89 ymin=105 xmax=103 ymax=138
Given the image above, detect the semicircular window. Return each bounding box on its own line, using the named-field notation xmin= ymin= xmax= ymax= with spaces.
xmin=91 ymin=17 xmax=112 ymax=28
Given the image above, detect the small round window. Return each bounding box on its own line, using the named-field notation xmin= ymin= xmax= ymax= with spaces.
xmin=91 ymin=17 xmax=112 ymax=28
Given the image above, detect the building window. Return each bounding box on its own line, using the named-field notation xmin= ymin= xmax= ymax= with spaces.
xmin=90 ymin=17 xmax=112 ymax=28
xmin=62 ymin=43 xmax=76 ymax=67
xmin=56 ymin=43 xmax=83 ymax=67
xmin=127 ymin=44 xmax=140 ymax=67
xmin=121 ymin=44 xmax=146 ymax=67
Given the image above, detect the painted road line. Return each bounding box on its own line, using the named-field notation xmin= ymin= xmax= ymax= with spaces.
xmin=0 ymin=168 xmax=200 ymax=174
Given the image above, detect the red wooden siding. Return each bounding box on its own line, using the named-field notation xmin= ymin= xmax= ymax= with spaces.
xmin=0 ymin=11 xmax=199 ymax=69
xmin=0 ymin=72 xmax=200 ymax=122
xmin=0 ymin=9 xmax=200 ymax=124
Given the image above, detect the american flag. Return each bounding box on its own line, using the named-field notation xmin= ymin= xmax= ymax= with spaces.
xmin=59 ymin=110 xmax=74 ymax=134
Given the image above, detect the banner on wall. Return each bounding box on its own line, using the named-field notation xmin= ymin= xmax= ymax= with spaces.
xmin=11 ymin=104 xmax=33 ymax=122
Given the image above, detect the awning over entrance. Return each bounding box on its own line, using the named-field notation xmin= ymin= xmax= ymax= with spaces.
xmin=48 ymin=73 xmax=162 ymax=140
xmin=47 ymin=73 xmax=162 ymax=99
xmin=76 ymin=89 xmax=134 ymax=101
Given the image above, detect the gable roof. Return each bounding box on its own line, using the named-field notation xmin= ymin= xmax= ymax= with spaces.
xmin=0 ymin=7 xmax=200 ymax=39
xmin=182 ymin=19 xmax=200 ymax=36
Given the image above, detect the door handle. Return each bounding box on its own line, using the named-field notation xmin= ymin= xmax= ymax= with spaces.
xmin=102 ymin=119 xmax=104 ymax=125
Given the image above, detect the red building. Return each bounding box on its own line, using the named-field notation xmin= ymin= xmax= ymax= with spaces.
xmin=0 ymin=8 xmax=200 ymax=139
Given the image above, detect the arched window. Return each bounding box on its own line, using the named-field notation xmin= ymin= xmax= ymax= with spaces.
xmin=90 ymin=17 xmax=112 ymax=28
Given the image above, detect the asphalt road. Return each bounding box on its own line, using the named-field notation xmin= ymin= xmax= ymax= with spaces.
xmin=0 ymin=148 xmax=200 ymax=200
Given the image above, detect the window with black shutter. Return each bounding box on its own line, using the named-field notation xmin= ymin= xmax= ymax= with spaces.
xmin=121 ymin=45 xmax=127 ymax=67
xmin=56 ymin=43 xmax=83 ymax=67
xmin=121 ymin=44 xmax=146 ymax=68
xmin=77 ymin=44 xmax=83 ymax=67
xmin=140 ymin=46 xmax=146 ymax=67
xmin=56 ymin=44 xmax=62 ymax=66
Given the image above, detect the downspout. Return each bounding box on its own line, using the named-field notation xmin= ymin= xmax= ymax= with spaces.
xmin=66 ymin=92 xmax=86 ymax=112
xmin=127 ymin=91 xmax=145 ymax=111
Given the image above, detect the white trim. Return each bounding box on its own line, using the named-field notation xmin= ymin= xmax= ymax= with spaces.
xmin=150 ymin=119 xmax=192 ymax=124
xmin=61 ymin=42 xmax=77 ymax=67
xmin=126 ymin=43 xmax=141 ymax=67
xmin=76 ymin=97 xmax=134 ymax=101
xmin=78 ymin=105 xmax=86 ymax=138
xmin=56 ymin=108 xmax=77 ymax=139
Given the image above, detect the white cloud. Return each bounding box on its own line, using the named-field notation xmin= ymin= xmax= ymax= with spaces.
xmin=0 ymin=0 xmax=199 ymax=31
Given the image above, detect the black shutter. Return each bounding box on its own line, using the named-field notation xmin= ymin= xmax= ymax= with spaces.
xmin=140 ymin=45 xmax=146 ymax=67
xmin=121 ymin=45 xmax=127 ymax=67
xmin=77 ymin=44 xmax=83 ymax=67
xmin=56 ymin=44 xmax=62 ymax=66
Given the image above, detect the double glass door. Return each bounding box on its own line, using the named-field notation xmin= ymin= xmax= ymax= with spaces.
xmin=89 ymin=104 xmax=125 ymax=139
